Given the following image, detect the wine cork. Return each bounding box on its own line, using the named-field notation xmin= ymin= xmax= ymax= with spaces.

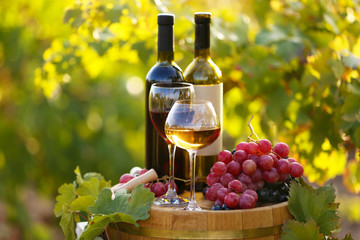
xmin=111 ymin=168 xmax=158 ymax=193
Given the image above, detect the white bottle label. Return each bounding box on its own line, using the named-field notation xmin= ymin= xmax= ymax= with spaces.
xmin=194 ymin=83 xmax=223 ymax=156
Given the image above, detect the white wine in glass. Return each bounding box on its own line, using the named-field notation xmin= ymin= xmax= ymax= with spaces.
xmin=165 ymin=99 xmax=220 ymax=211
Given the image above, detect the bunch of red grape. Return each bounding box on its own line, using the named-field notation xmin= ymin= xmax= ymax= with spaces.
xmin=205 ymin=139 xmax=304 ymax=210
xmin=119 ymin=167 xmax=177 ymax=197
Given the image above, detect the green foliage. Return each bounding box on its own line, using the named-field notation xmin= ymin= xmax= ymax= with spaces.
xmin=287 ymin=181 xmax=339 ymax=236
xmin=283 ymin=180 xmax=354 ymax=240
xmin=1 ymin=0 xmax=360 ymax=238
xmin=281 ymin=219 xmax=324 ymax=240
xmin=54 ymin=167 xmax=154 ymax=240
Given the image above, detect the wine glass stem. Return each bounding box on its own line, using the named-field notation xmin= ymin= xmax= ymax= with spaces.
xmin=165 ymin=143 xmax=177 ymax=199
xmin=188 ymin=150 xmax=198 ymax=210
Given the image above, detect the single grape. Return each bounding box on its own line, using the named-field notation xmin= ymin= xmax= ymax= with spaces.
xmin=165 ymin=181 xmax=178 ymax=193
xmin=212 ymin=204 xmax=223 ymax=210
xmin=258 ymin=139 xmax=272 ymax=154
xmin=212 ymin=161 xmax=227 ymax=176
xmin=233 ymin=150 xmax=248 ymax=165
xmin=224 ymin=192 xmax=240 ymax=208
xmin=259 ymin=154 xmax=274 ymax=171
xmin=206 ymin=186 xmax=218 ymax=201
xmin=247 ymin=142 xmax=258 ymax=155
xmin=222 ymin=203 xmax=233 ymax=210
xmin=119 ymin=174 xmax=134 ymax=183
xmin=239 ymin=193 xmax=255 ymax=209
xmin=151 ymin=182 xmax=167 ymax=197
xmin=251 ymin=169 xmax=263 ymax=182
xmin=240 ymin=182 xmax=248 ymax=193
xmin=247 ymin=182 xmax=257 ymax=191
xmin=218 ymin=150 xmax=233 ymax=164
xmin=279 ymin=183 xmax=289 ymax=194
xmin=242 ymin=159 xmax=257 ymax=175
xmin=263 ymin=167 xmax=280 ymax=183
xmin=244 ymin=189 xmax=258 ymax=202
xmin=227 ymin=161 xmax=241 ymax=177
xmin=206 ymin=172 xmax=220 ymax=187
xmin=220 ymin=173 xmax=234 ymax=188
xmin=217 ymin=187 xmax=231 ymax=202
xmin=273 ymin=142 xmax=290 ymax=158
xmin=235 ymin=142 xmax=248 ymax=152
xmin=279 ymin=173 xmax=290 ymax=182
xmin=290 ymin=162 xmax=304 ymax=178
xmin=248 ymin=154 xmax=260 ymax=166
xmin=257 ymin=187 xmax=269 ymax=202
xmin=238 ymin=173 xmax=252 ymax=185
xmin=144 ymin=183 xmax=151 ymax=188
xmin=228 ymin=179 xmax=243 ymax=193
xmin=287 ymin=157 xmax=297 ymax=164
xmin=276 ymin=159 xmax=290 ymax=174
xmin=214 ymin=199 xmax=223 ymax=206
xmin=279 ymin=194 xmax=288 ymax=202
xmin=202 ymin=186 xmax=210 ymax=198
xmin=255 ymin=180 xmax=264 ymax=190
xmin=269 ymin=153 xmax=279 ymax=167
xmin=268 ymin=189 xmax=280 ymax=203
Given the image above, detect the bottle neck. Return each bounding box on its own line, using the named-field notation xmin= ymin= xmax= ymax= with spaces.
xmin=158 ymin=24 xmax=174 ymax=62
xmin=195 ymin=22 xmax=210 ymax=59
xmin=158 ymin=51 xmax=174 ymax=62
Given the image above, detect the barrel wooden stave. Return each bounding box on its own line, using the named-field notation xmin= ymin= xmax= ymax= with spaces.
xmin=108 ymin=193 xmax=293 ymax=240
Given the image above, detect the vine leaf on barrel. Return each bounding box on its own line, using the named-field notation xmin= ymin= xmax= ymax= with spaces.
xmin=287 ymin=181 xmax=339 ymax=236
xmin=281 ymin=219 xmax=324 ymax=240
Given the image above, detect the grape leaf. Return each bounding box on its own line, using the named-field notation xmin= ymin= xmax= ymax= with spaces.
xmin=79 ymin=213 xmax=137 ymax=240
xmin=70 ymin=196 xmax=96 ymax=213
xmin=281 ymin=219 xmax=324 ymax=240
xmin=88 ymin=184 xmax=154 ymax=221
xmin=76 ymin=178 xmax=101 ymax=199
xmin=287 ymin=181 xmax=339 ymax=236
xmin=60 ymin=210 xmax=76 ymax=240
xmin=54 ymin=183 xmax=76 ymax=217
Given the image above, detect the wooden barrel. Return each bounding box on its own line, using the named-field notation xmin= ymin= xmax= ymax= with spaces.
xmin=107 ymin=192 xmax=293 ymax=240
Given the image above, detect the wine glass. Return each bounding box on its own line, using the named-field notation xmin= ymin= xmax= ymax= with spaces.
xmin=165 ymin=99 xmax=220 ymax=211
xmin=149 ymin=82 xmax=195 ymax=207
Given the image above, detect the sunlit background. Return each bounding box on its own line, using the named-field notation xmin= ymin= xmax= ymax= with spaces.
xmin=0 ymin=0 xmax=360 ymax=239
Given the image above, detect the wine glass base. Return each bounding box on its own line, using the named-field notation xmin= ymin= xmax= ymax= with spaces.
xmin=153 ymin=196 xmax=189 ymax=207
xmin=183 ymin=205 xmax=202 ymax=211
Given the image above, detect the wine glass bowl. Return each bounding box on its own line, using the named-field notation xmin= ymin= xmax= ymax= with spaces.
xmin=148 ymin=82 xmax=194 ymax=207
xmin=165 ymin=99 xmax=220 ymax=211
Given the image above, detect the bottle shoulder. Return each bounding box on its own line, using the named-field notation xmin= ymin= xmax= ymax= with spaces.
xmin=183 ymin=58 xmax=222 ymax=85
xmin=146 ymin=61 xmax=184 ymax=83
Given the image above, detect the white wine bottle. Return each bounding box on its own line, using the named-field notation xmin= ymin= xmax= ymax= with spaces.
xmin=183 ymin=12 xmax=222 ymax=191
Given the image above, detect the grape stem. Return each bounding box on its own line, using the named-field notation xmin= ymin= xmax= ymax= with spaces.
xmin=247 ymin=115 xmax=260 ymax=141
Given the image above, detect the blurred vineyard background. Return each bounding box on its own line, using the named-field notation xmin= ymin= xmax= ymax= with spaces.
xmin=0 ymin=0 xmax=360 ymax=239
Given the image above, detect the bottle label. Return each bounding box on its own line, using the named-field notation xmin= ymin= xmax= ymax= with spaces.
xmin=194 ymin=83 xmax=223 ymax=156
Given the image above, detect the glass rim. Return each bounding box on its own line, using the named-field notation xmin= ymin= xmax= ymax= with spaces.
xmin=174 ymin=99 xmax=211 ymax=105
xmin=151 ymin=82 xmax=193 ymax=89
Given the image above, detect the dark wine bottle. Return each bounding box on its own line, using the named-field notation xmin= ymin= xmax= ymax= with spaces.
xmin=183 ymin=12 xmax=223 ymax=191
xmin=145 ymin=13 xmax=187 ymax=193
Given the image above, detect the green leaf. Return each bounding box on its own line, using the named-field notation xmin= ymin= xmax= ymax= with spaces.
xmin=54 ymin=183 xmax=76 ymax=217
xmin=79 ymin=213 xmax=137 ymax=240
xmin=76 ymin=178 xmax=101 ymax=199
xmin=281 ymin=219 xmax=324 ymax=240
xmin=70 ymin=196 xmax=96 ymax=213
xmin=59 ymin=210 xmax=76 ymax=240
xmin=287 ymin=181 xmax=339 ymax=235
xmin=88 ymin=184 xmax=154 ymax=221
